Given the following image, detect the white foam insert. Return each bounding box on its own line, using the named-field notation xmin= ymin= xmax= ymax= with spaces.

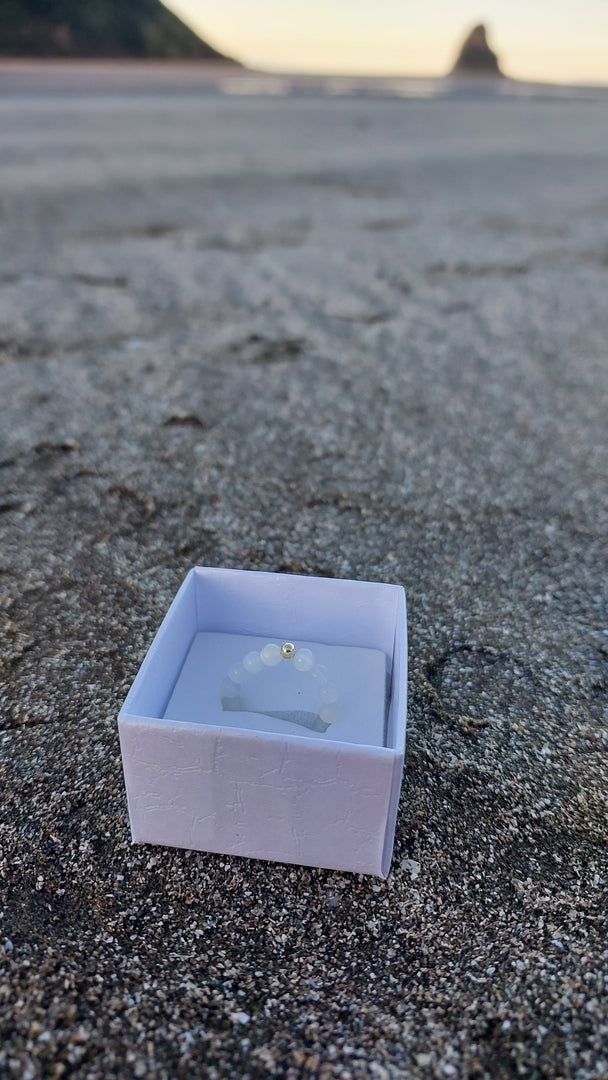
xmin=164 ymin=632 xmax=387 ymax=747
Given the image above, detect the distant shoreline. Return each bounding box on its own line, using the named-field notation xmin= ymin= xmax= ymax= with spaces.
xmin=0 ymin=60 xmax=606 ymax=101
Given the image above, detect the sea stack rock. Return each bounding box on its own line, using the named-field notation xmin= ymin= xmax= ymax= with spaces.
xmin=0 ymin=0 xmax=236 ymax=61
xmin=451 ymin=24 xmax=503 ymax=77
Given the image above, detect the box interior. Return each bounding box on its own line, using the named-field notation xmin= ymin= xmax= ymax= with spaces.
xmin=122 ymin=567 xmax=406 ymax=754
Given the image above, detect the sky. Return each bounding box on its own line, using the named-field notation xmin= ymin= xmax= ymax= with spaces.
xmin=165 ymin=0 xmax=608 ymax=84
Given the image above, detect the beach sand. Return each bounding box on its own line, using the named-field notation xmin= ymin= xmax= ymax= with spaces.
xmin=1 ymin=68 xmax=607 ymax=1077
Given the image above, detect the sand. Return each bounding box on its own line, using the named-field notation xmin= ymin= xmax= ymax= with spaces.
xmin=1 ymin=69 xmax=607 ymax=1078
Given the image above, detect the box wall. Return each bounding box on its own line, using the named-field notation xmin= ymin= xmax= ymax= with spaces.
xmin=193 ymin=567 xmax=401 ymax=658
xmin=386 ymin=587 xmax=408 ymax=753
xmin=119 ymin=715 xmax=397 ymax=876
xmin=121 ymin=570 xmax=198 ymax=720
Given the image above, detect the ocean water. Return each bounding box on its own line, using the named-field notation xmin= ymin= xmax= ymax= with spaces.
xmin=0 ymin=61 xmax=607 ymax=104
xmin=216 ymin=72 xmax=608 ymax=105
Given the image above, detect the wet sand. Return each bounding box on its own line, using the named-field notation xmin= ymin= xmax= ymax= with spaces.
xmin=1 ymin=67 xmax=607 ymax=1078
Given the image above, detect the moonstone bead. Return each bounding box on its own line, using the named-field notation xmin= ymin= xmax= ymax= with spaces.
xmin=321 ymin=683 xmax=338 ymax=704
xmin=320 ymin=703 xmax=341 ymax=726
xmin=221 ymin=676 xmax=240 ymax=699
xmin=260 ymin=643 xmax=282 ymax=667
xmin=243 ymin=650 xmax=263 ymax=674
xmin=311 ymin=663 xmax=328 ymax=686
xmin=293 ymin=647 xmax=314 ymax=672
xmin=228 ymin=662 xmax=247 ymax=684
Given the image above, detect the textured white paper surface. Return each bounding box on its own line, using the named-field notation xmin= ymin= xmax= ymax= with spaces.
xmin=164 ymin=632 xmax=387 ymax=747
xmin=120 ymin=717 xmax=399 ymax=874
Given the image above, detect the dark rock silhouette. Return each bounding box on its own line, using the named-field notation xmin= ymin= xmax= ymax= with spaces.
xmin=0 ymin=0 xmax=235 ymax=60
xmin=451 ymin=24 xmax=503 ymax=77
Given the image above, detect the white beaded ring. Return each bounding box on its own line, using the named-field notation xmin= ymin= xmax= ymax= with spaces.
xmin=221 ymin=641 xmax=341 ymax=732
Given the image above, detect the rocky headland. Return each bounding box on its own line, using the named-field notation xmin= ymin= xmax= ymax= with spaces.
xmin=451 ymin=23 xmax=504 ymax=77
xmin=0 ymin=0 xmax=234 ymax=60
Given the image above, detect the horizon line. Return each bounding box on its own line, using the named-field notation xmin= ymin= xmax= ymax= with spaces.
xmin=0 ymin=57 xmax=607 ymax=90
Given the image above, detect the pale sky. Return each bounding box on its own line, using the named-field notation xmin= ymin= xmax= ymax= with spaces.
xmin=165 ymin=0 xmax=608 ymax=84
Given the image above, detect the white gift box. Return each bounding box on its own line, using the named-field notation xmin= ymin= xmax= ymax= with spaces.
xmin=119 ymin=566 xmax=407 ymax=877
